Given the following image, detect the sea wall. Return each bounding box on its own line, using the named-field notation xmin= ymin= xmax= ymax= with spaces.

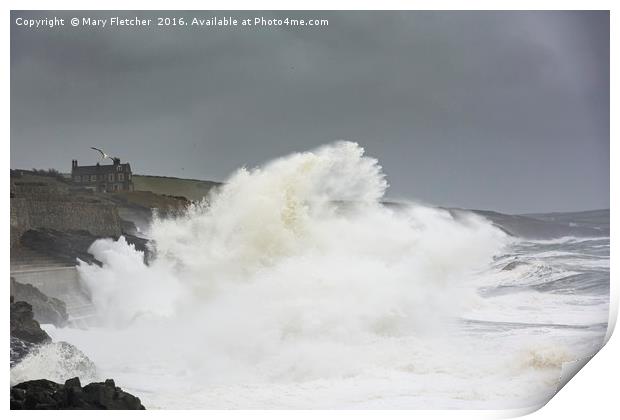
xmin=10 ymin=192 xmax=122 ymax=246
xmin=10 ymin=198 xmax=31 ymax=248
xmin=23 ymin=197 xmax=121 ymax=237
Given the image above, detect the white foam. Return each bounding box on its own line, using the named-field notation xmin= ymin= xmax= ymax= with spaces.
xmin=10 ymin=340 xmax=98 ymax=386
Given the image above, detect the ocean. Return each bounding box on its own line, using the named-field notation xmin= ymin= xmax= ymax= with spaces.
xmin=10 ymin=142 xmax=610 ymax=410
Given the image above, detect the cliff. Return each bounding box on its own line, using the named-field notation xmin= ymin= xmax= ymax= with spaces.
xmin=132 ymin=174 xmax=221 ymax=201
xmin=11 ymin=174 xmax=122 ymax=247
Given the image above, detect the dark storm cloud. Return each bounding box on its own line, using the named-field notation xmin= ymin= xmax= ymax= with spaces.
xmin=11 ymin=11 xmax=609 ymax=213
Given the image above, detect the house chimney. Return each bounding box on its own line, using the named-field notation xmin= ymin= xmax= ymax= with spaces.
xmin=72 ymin=159 xmax=78 ymax=169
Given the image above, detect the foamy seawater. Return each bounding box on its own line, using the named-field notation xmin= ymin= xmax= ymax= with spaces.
xmin=12 ymin=142 xmax=610 ymax=409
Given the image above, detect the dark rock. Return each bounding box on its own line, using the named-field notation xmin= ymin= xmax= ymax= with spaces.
xmin=11 ymin=379 xmax=61 ymax=409
xmin=20 ymin=228 xmax=150 ymax=266
xmin=65 ymin=377 xmax=81 ymax=389
xmin=10 ymin=387 xmax=27 ymax=409
xmin=11 ymin=301 xmax=51 ymax=344
xmin=11 ymin=278 xmax=68 ymax=327
xmin=11 ymin=377 xmax=145 ymax=410
xmin=10 ymin=300 xmax=51 ymax=366
xmin=120 ymin=219 xmax=139 ymax=235
xmin=20 ymin=229 xmax=105 ymax=266
xmin=10 ymin=337 xmax=37 ymax=367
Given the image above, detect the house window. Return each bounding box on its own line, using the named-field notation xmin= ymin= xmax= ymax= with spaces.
xmin=128 ymin=173 xmax=132 ymax=180
xmin=91 ymin=175 xmax=97 ymax=182
xmin=118 ymin=173 xmax=124 ymax=181
xmin=108 ymin=173 xmax=114 ymax=182
xmin=117 ymin=166 xmax=122 ymax=172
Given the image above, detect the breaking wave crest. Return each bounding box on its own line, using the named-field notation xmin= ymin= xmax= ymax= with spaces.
xmin=10 ymin=341 xmax=97 ymax=386
xmin=79 ymin=142 xmax=506 ymax=334
xmin=71 ymin=142 xmax=507 ymax=384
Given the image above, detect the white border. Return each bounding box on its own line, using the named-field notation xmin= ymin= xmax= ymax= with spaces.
xmin=3 ymin=1 xmax=616 ymax=419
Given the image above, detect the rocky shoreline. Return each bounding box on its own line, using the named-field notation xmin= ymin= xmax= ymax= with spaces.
xmin=10 ymin=300 xmax=51 ymax=347
xmin=11 ymin=377 xmax=145 ymax=410
xmin=8 ymin=170 xmax=214 ymax=410
xmin=11 ymin=278 xmax=68 ymax=326
xmin=10 ymin=283 xmax=146 ymax=409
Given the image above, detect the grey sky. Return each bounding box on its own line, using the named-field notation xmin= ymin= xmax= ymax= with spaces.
xmin=11 ymin=11 xmax=609 ymax=213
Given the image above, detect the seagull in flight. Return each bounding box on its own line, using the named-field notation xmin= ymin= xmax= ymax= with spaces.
xmin=91 ymin=147 xmax=114 ymax=162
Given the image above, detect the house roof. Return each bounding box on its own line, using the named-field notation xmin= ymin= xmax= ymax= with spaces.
xmin=73 ymin=163 xmax=132 ymax=175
